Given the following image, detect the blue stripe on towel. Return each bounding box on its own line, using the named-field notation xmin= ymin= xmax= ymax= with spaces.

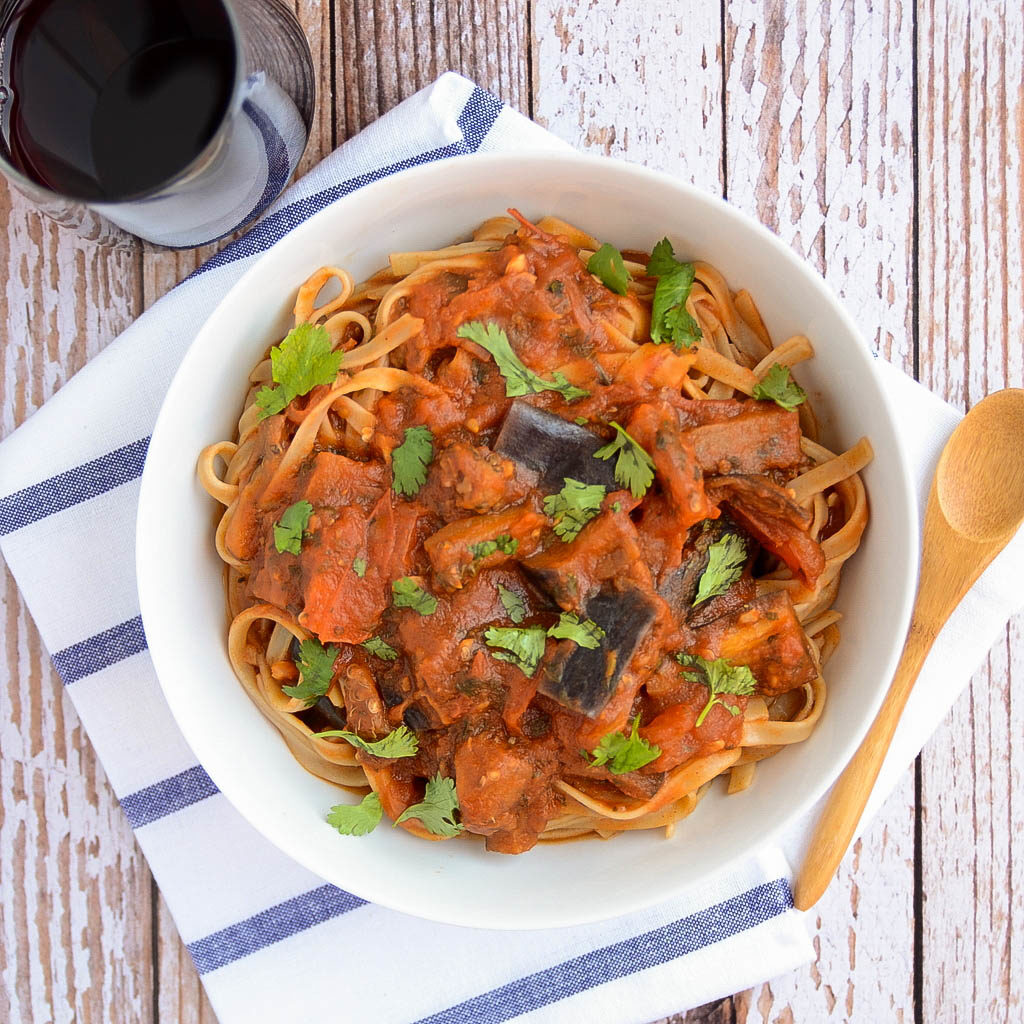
xmin=188 ymin=884 xmax=366 ymax=974
xmin=121 ymin=764 xmax=220 ymax=829
xmin=413 ymin=879 xmax=793 ymax=1024
xmin=193 ymin=85 xmax=504 ymax=277
xmin=0 ymin=436 xmax=150 ymax=536
xmin=52 ymin=614 xmax=148 ymax=684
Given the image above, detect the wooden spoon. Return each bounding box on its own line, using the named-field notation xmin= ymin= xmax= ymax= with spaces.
xmin=794 ymin=387 xmax=1024 ymax=912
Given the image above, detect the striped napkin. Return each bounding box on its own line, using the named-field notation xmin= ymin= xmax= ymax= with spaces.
xmin=1 ymin=73 xmax=1021 ymax=1024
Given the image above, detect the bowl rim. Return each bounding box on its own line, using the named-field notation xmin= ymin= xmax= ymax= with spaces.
xmin=136 ymin=148 xmax=920 ymax=928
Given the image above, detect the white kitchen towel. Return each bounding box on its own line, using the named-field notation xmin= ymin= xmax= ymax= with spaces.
xmin=0 ymin=73 xmax=1020 ymax=1024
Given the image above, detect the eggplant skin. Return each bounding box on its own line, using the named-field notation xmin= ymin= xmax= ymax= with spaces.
xmin=539 ymin=586 xmax=657 ymax=717
xmin=495 ymin=401 xmax=618 ymax=492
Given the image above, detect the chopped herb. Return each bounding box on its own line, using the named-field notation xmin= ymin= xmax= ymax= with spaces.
xmin=326 ymin=792 xmax=383 ymax=836
xmin=692 ymin=534 xmax=748 ymax=606
xmin=484 ymin=625 xmax=547 ymax=676
xmin=574 ymin=416 xmax=589 ymax=425
xmin=547 ymin=611 xmax=605 ymax=650
xmin=677 ymin=653 xmax=757 ymax=727
xmin=254 ymin=323 xmax=344 ymax=419
xmin=273 ymin=500 xmax=313 ymax=555
xmin=543 ymin=478 xmax=606 ymax=541
xmin=498 ymin=584 xmax=527 ymax=623
xmin=548 ymin=280 xmax=564 ymax=295
xmin=362 ymin=636 xmax=399 ymax=661
xmin=282 ymin=638 xmax=338 ymax=706
xmin=584 ymin=716 xmax=661 ymax=774
xmin=593 ymin=421 xmax=656 ymax=498
xmin=316 ymin=725 xmax=419 ymax=759
xmin=391 ymin=425 xmax=434 ymax=497
xmin=752 ymin=364 xmax=808 ymax=412
xmin=395 ymin=773 xmax=463 ymax=837
xmin=456 ymin=321 xmax=589 ymax=402
xmin=392 ymin=577 xmax=438 ymax=615
xmin=469 ymin=534 xmax=519 ymax=560
xmin=587 ymin=242 xmax=631 ymax=295
xmin=352 ymin=556 xmax=367 ymax=578
xmin=645 ymin=238 xmax=702 ymax=350
xmin=612 ymin=501 xmax=622 ymax=513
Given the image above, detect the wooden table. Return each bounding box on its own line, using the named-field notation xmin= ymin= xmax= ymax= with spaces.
xmin=2 ymin=2 xmax=1021 ymax=1021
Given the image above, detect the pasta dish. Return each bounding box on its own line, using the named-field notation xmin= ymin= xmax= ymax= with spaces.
xmin=198 ymin=211 xmax=871 ymax=853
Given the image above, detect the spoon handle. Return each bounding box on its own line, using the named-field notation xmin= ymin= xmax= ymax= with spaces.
xmin=792 ymin=617 xmax=936 ymax=911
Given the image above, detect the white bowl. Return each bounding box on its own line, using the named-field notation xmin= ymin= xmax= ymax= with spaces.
xmin=136 ymin=151 xmax=918 ymax=929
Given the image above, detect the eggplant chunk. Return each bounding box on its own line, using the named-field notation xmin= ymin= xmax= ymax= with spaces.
xmin=539 ymin=586 xmax=657 ymax=716
xmin=495 ymin=401 xmax=618 ymax=491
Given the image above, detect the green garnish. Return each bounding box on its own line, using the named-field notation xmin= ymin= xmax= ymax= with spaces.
xmin=542 ymin=478 xmax=606 ymax=542
xmin=498 ymin=584 xmax=527 ymax=624
xmin=315 ymin=725 xmax=419 ymax=759
xmin=254 ymin=323 xmax=344 ymax=419
xmin=645 ymin=238 xmax=702 ymax=350
xmin=352 ymin=556 xmax=367 ymax=578
xmin=547 ymin=611 xmax=605 ymax=650
xmin=692 ymin=534 xmax=747 ymax=606
xmin=391 ymin=577 xmax=438 ymax=615
xmin=273 ymin=500 xmax=313 ymax=555
xmin=593 ymin=421 xmax=655 ymax=498
xmin=362 ymin=636 xmax=399 ymax=661
xmin=469 ymin=534 xmax=518 ymax=560
xmin=282 ymin=638 xmax=338 ymax=706
xmin=456 ymin=321 xmax=589 ymax=402
xmin=484 ymin=625 xmax=547 ymax=676
xmin=752 ymin=364 xmax=808 ymax=411
xmin=586 ymin=243 xmax=631 ymax=295
xmin=327 ymin=792 xmax=382 ymax=836
xmin=677 ymin=653 xmax=757 ymax=727
xmin=395 ymin=773 xmax=463 ymax=837
xmin=548 ymin=280 xmax=564 ymax=295
xmin=584 ymin=716 xmax=661 ymax=774
xmin=391 ymin=425 xmax=434 ymax=497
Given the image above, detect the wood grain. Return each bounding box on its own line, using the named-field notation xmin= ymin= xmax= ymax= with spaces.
xmin=917 ymin=3 xmax=1024 ymax=1023
xmin=2 ymin=0 xmax=1022 ymax=1021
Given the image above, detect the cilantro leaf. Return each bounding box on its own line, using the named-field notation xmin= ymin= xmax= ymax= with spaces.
xmin=645 ymin=238 xmax=702 ymax=350
xmin=362 ymin=636 xmax=398 ymax=661
xmin=282 ymin=638 xmax=338 ymax=706
xmin=547 ymin=611 xmax=605 ymax=649
xmin=752 ymin=364 xmax=808 ymax=411
xmin=484 ymin=625 xmax=547 ymax=676
xmin=593 ymin=421 xmax=655 ymax=498
xmin=254 ymin=323 xmax=344 ymax=419
xmin=352 ymin=556 xmax=367 ymax=578
xmin=392 ymin=577 xmax=438 ymax=615
xmin=585 ymin=716 xmax=661 ymax=774
xmin=692 ymin=534 xmax=748 ymax=606
xmin=273 ymin=500 xmax=313 ymax=555
xmin=470 ymin=534 xmax=518 ymax=560
xmin=395 ymin=773 xmax=463 ymax=837
xmin=543 ymin=478 xmax=606 ymax=541
xmin=587 ymin=243 xmax=631 ymax=295
xmin=456 ymin=321 xmax=589 ymax=402
xmin=677 ymin=653 xmax=757 ymax=727
xmin=327 ymin=792 xmax=382 ymax=836
xmin=316 ymin=725 xmax=419 ymax=759
xmin=391 ymin=425 xmax=434 ymax=497
xmin=498 ymin=584 xmax=527 ymax=624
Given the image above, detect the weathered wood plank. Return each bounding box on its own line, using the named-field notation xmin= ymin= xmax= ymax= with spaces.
xmin=0 ymin=186 xmax=154 ymax=1022
xmin=716 ymin=2 xmax=917 ymax=1021
xmin=531 ymin=0 xmax=723 ymax=189
xmin=917 ymin=2 xmax=1024 ymax=1021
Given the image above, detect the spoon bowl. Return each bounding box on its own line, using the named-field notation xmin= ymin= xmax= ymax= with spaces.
xmin=937 ymin=388 xmax=1024 ymax=541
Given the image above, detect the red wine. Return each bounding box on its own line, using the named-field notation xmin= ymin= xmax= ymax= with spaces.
xmin=0 ymin=0 xmax=237 ymax=201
